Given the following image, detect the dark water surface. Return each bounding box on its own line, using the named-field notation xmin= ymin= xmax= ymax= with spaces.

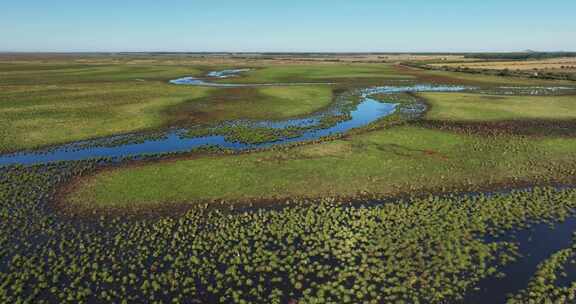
xmin=467 ymin=217 xmax=576 ymax=303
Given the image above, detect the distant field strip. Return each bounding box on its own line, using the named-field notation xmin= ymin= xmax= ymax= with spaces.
xmin=430 ymin=57 xmax=576 ymax=70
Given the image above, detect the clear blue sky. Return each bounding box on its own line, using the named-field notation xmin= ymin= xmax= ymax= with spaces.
xmin=1 ymin=0 xmax=574 ymax=52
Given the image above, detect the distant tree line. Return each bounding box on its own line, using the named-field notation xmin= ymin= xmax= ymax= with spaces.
xmin=464 ymin=52 xmax=576 ymax=60
xmin=401 ymin=62 xmax=576 ymax=82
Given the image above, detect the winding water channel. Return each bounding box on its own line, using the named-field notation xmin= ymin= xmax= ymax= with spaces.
xmin=0 ymin=70 xmax=469 ymax=167
xmin=2 ymin=69 xmax=574 ymax=167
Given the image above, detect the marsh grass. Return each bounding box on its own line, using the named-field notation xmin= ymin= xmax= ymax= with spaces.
xmin=0 ymin=82 xmax=211 ymax=152
xmin=3 ymin=56 xmax=576 ymax=303
xmin=423 ymin=93 xmax=576 ymax=121
xmin=165 ymin=85 xmax=333 ymax=125
xmin=3 ymin=160 xmax=576 ymax=303
xmin=0 ymin=62 xmax=358 ymax=152
xmin=66 ymin=125 xmax=576 ymax=208
xmin=217 ymin=64 xmax=413 ymax=84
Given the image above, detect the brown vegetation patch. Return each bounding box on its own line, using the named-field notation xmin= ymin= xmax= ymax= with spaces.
xmin=393 ymin=64 xmax=475 ymax=85
xmin=372 ymin=143 xmax=449 ymax=160
xmin=418 ymin=119 xmax=576 ymax=137
xmin=164 ymin=87 xmax=263 ymax=125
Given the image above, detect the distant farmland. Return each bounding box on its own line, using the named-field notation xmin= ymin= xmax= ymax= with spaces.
xmin=431 ymin=57 xmax=576 ymax=71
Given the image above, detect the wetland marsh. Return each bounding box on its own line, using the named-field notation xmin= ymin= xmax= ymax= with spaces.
xmin=1 ymin=54 xmax=576 ymax=303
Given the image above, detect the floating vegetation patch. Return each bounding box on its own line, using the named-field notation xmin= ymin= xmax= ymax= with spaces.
xmin=507 ymin=233 xmax=576 ymax=303
xmin=1 ymin=159 xmax=576 ymax=303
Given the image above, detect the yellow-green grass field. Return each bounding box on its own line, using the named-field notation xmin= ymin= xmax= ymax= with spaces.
xmin=0 ymin=83 xmax=336 ymax=152
xmin=423 ymin=93 xmax=576 ymax=121
xmin=0 ymin=60 xmax=424 ymax=152
xmin=0 ymin=63 xmax=201 ymax=85
xmin=2 ymin=62 xmax=372 ymax=151
xmin=221 ymin=64 xmax=413 ymax=84
xmin=0 ymin=82 xmax=209 ymax=152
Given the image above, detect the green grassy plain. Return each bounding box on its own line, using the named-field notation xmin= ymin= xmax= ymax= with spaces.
xmin=0 ymin=60 xmax=421 ymax=152
xmin=0 ymin=83 xmax=334 ymax=151
xmin=223 ymin=64 xmax=413 ymax=83
xmin=0 ymin=63 xmax=201 ymax=85
xmin=0 ymin=82 xmax=210 ymax=151
xmin=67 ymin=124 xmax=576 ymax=208
xmin=423 ymin=93 xmax=576 ymax=121
xmin=0 ymin=62 xmax=353 ymax=151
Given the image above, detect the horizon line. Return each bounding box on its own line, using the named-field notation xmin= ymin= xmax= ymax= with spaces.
xmin=1 ymin=50 xmax=575 ymax=55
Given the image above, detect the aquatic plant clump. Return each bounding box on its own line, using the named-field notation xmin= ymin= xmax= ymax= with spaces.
xmin=2 ymin=160 xmax=576 ymax=303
